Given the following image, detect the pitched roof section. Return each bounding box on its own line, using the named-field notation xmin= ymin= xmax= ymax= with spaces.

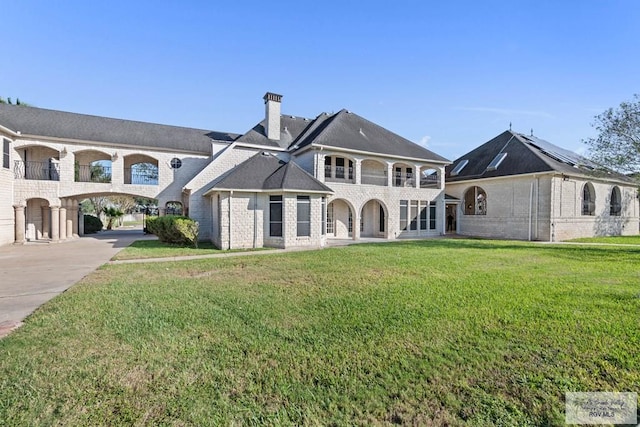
xmin=294 ymin=109 xmax=450 ymax=162
xmin=235 ymin=115 xmax=316 ymax=149
xmin=206 ymin=152 xmax=333 ymax=193
xmin=0 ymin=104 xmax=238 ymax=154
xmin=446 ymin=130 xmax=633 ymax=183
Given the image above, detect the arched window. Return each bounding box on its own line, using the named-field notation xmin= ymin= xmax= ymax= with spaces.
xmin=463 ymin=186 xmax=487 ymax=215
xmin=610 ymin=186 xmax=621 ymax=216
xmin=582 ymin=183 xmax=595 ymax=216
xmin=165 ymin=201 xmax=183 ymax=216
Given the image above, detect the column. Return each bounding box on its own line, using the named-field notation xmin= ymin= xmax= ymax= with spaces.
xmin=387 ymin=163 xmax=394 ymax=187
xmin=65 ymin=200 xmax=74 ymax=239
xmin=13 ymin=204 xmax=26 ymax=244
xmin=415 ymin=164 xmax=421 ymax=188
xmin=50 ymin=206 xmax=60 ymax=242
xmin=71 ymin=200 xmax=79 ymax=237
xmin=59 ymin=202 xmax=67 ymax=241
xmin=354 ymin=159 xmax=361 ymax=185
xmin=41 ymin=205 xmax=50 ymax=239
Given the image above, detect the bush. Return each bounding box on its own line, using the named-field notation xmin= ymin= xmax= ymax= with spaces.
xmin=84 ymin=215 xmax=103 ymax=234
xmin=146 ymin=215 xmax=199 ymax=247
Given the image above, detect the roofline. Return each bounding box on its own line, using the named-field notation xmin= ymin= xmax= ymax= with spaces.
xmin=234 ymin=141 xmax=287 ymax=152
xmin=203 ymin=188 xmax=334 ymax=196
xmin=12 ymin=133 xmax=217 ymax=156
xmin=0 ymin=123 xmax=18 ymax=137
xmin=300 ymin=144 xmax=451 ymax=165
xmin=447 ymin=170 xmax=636 ymax=186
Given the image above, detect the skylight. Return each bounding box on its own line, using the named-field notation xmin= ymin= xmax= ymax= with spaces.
xmin=450 ymin=159 xmax=469 ymax=176
xmin=486 ymin=152 xmax=507 ymax=171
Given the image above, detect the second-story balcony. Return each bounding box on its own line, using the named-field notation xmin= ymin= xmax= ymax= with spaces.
xmin=361 ymin=171 xmax=387 ymax=186
xmin=394 ymin=172 xmax=415 ymax=187
xmin=14 ymin=160 xmax=60 ymax=181
xmin=75 ymin=164 xmax=112 ymax=183
xmin=325 ymin=165 xmax=354 ymax=183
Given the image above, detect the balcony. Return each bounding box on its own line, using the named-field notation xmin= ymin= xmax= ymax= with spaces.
xmin=75 ymin=164 xmax=112 ymax=183
xmin=125 ymin=167 xmax=158 ymax=185
xmin=325 ymin=165 xmax=354 ymax=183
xmin=420 ymin=173 xmax=439 ymax=188
xmin=394 ymin=172 xmax=415 ymax=187
xmin=14 ymin=160 xmax=60 ymax=181
xmin=361 ymin=171 xmax=387 ymax=186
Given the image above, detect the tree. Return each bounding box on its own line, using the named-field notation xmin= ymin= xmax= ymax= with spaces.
xmin=103 ymin=207 xmax=123 ymax=230
xmin=584 ymin=94 xmax=640 ymax=175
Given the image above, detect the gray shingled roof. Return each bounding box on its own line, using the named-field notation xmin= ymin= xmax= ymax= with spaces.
xmin=0 ymin=104 xmax=238 ymax=154
xmin=205 ymin=152 xmax=333 ymax=193
xmin=446 ymin=130 xmax=633 ymax=183
xmin=235 ymin=115 xmax=316 ymax=149
xmin=293 ymin=109 xmax=450 ymax=162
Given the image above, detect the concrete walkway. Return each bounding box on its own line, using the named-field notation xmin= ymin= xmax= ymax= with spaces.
xmin=0 ymin=228 xmax=153 ymax=338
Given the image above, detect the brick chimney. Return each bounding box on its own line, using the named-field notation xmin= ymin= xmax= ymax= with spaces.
xmin=263 ymin=92 xmax=282 ymax=140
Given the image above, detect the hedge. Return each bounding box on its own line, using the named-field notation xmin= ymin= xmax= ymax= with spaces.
xmin=146 ymin=215 xmax=199 ymax=247
xmin=83 ymin=215 xmax=103 ymax=234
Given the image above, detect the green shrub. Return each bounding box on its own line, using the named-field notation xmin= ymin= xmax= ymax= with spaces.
xmin=84 ymin=215 xmax=103 ymax=234
xmin=146 ymin=215 xmax=199 ymax=247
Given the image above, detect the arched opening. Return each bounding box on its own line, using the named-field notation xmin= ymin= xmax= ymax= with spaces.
xmin=74 ymin=150 xmax=112 ymax=183
xmin=609 ymin=186 xmax=621 ymax=216
xmin=361 ymin=159 xmax=387 ymax=186
xmin=327 ymin=199 xmax=354 ymax=238
xmin=14 ymin=145 xmax=60 ymax=181
xmin=582 ymin=182 xmax=595 ymax=216
xmin=360 ymin=199 xmax=387 ymax=238
xmin=419 ymin=167 xmax=440 ymax=189
xmin=25 ymin=198 xmax=51 ymax=241
xmin=124 ymin=154 xmax=158 ymax=185
xmin=463 ymin=186 xmax=487 ymax=215
xmin=166 ymin=201 xmax=183 ymax=215
xmin=392 ymin=162 xmax=415 ymax=187
xmin=324 ymin=154 xmax=355 ymax=183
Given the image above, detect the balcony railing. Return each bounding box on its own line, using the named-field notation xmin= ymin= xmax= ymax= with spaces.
xmin=325 ymin=166 xmax=354 ymax=183
xmin=361 ymin=171 xmax=387 ymax=186
xmin=14 ymin=160 xmax=60 ymax=181
xmin=125 ymin=168 xmax=158 ymax=185
xmin=394 ymin=172 xmax=414 ymax=187
xmin=75 ymin=164 xmax=112 ymax=183
xmin=420 ymin=174 xmax=439 ymax=188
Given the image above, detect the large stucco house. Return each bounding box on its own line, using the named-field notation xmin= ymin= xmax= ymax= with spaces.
xmin=445 ymin=130 xmax=640 ymax=241
xmin=0 ymin=93 xmax=450 ymax=249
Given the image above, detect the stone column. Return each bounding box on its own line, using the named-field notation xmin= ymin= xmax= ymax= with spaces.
xmin=50 ymin=206 xmax=60 ymax=242
xmin=59 ymin=202 xmax=67 ymax=241
xmin=13 ymin=204 xmax=26 ymax=244
xmin=65 ymin=200 xmax=74 ymax=239
xmin=41 ymin=204 xmax=50 ymax=239
xmin=387 ymin=163 xmax=394 ymax=187
xmin=71 ymin=200 xmax=79 ymax=237
xmin=415 ymin=164 xmax=421 ymax=188
xmin=354 ymin=159 xmax=361 ymax=185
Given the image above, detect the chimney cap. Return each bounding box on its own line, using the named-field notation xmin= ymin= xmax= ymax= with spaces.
xmin=263 ymin=92 xmax=283 ymax=103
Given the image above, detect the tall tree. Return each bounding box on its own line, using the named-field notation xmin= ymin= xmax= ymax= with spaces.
xmin=584 ymin=94 xmax=640 ymax=174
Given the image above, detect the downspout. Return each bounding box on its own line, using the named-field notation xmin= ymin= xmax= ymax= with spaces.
xmin=535 ymin=176 xmax=539 ymax=239
xmin=528 ymin=180 xmax=534 ymax=241
xmin=228 ymin=191 xmax=233 ymax=250
xmin=549 ymin=177 xmax=555 ymax=242
xmin=253 ymin=192 xmax=257 ymax=249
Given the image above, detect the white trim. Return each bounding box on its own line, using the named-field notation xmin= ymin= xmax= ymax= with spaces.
xmin=234 ymin=142 xmax=287 ymax=151
xmin=449 ymin=171 xmax=634 ymax=186
xmin=204 ymin=187 xmax=333 ymax=196
xmin=14 ymin=133 xmax=216 ymax=156
xmin=300 ymin=144 xmax=450 ymax=165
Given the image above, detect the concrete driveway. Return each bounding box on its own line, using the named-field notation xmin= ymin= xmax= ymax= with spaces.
xmin=0 ymin=228 xmax=152 ymax=337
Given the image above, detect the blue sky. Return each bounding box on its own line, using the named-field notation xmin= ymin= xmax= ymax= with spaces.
xmin=2 ymin=1 xmax=639 ymax=161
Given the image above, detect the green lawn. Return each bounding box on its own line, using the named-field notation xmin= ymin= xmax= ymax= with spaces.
xmin=112 ymin=239 xmax=268 ymax=260
xmin=567 ymin=235 xmax=640 ymax=245
xmin=112 ymin=239 xmax=225 ymax=260
xmin=1 ymin=239 xmax=639 ymax=425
